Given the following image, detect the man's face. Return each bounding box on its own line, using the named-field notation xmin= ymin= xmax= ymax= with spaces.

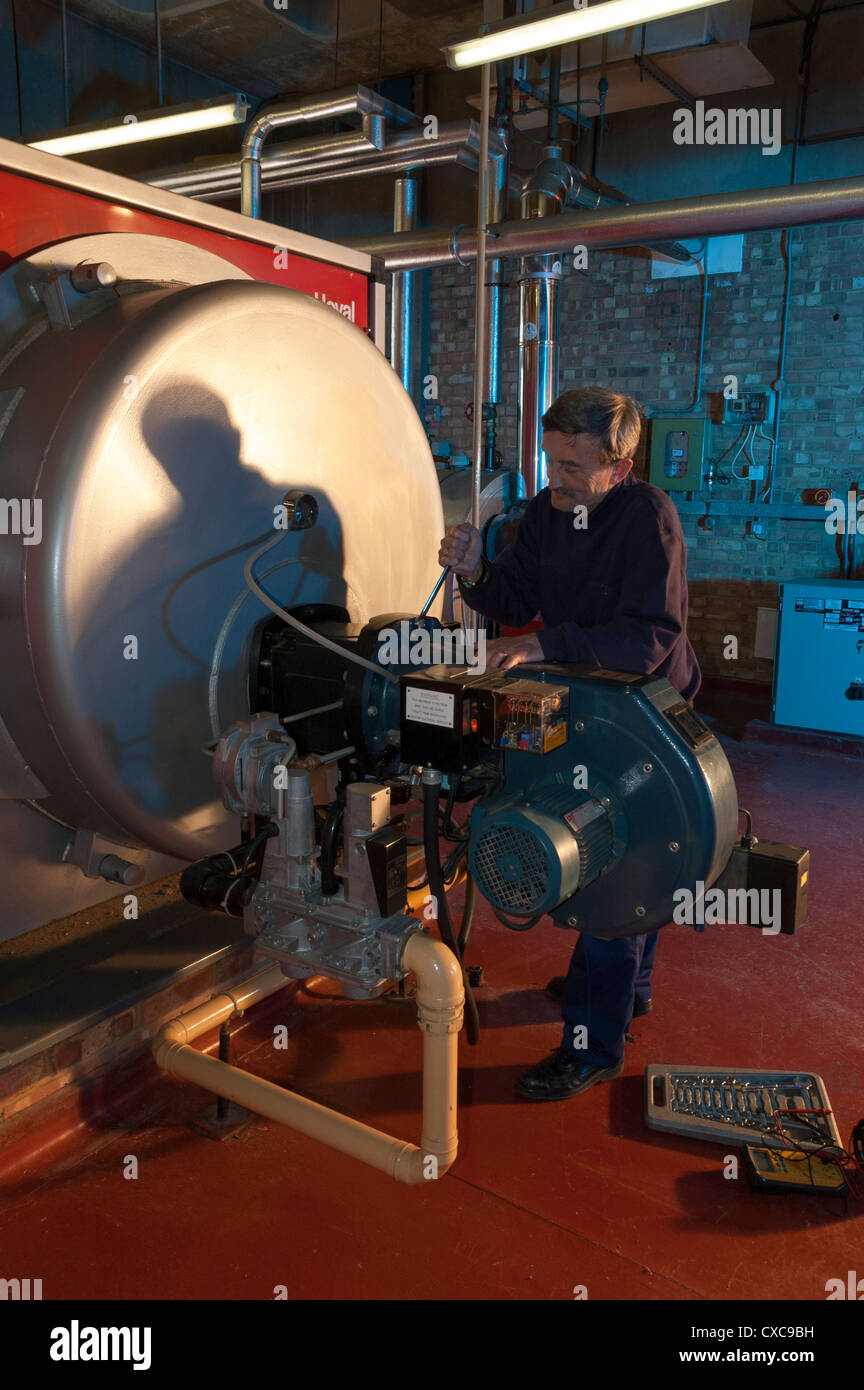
xmin=543 ymin=430 xmax=633 ymax=511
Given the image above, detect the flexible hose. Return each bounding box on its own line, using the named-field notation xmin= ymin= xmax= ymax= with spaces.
xmin=244 ymin=530 xmax=398 ymax=683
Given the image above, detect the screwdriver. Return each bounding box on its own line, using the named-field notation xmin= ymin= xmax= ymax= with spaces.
xmin=418 ymin=565 xmax=451 ymax=619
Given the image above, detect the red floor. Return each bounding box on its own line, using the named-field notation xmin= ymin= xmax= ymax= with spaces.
xmin=1 ymin=736 xmax=862 ymax=1302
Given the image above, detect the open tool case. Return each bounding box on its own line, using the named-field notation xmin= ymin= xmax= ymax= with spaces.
xmin=644 ymin=1065 xmax=842 ymax=1150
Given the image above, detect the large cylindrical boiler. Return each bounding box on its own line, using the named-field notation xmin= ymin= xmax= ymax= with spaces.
xmin=0 ymin=237 xmax=443 ymax=939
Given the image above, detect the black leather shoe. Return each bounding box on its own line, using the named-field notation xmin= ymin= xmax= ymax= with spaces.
xmin=514 ymin=1049 xmax=624 ymax=1101
xmin=633 ymin=997 xmax=653 ymax=1018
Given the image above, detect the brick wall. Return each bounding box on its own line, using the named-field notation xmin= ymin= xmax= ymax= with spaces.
xmin=425 ymin=219 xmax=864 ymax=684
xmin=0 ymin=939 xmax=255 ymax=1132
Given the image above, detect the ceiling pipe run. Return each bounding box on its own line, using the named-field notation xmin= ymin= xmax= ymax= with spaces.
xmin=244 ymin=111 xmax=385 ymax=216
xmin=151 ymin=128 xmax=380 ymax=195
xmin=146 ymin=121 xmax=510 ymax=201
xmin=240 ymin=84 xmax=411 ymax=218
xmin=152 ymin=935 xmax=464 ymax=1184
xmin=345 ymin=176 xmax=864 ymax=270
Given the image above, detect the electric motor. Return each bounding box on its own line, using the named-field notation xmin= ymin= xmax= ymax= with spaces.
xmin=401 ymin=663 xmax=740 ymax=938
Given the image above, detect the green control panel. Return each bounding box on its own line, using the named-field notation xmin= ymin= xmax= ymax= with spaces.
xmin=648 ymin=416 xmax=709 ymax=492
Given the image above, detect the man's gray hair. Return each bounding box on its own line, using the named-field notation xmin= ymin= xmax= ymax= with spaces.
xmin=542 ymin=387 xmax=643 ymax=466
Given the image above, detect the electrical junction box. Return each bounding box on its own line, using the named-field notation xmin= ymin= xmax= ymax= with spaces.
xmin=648 ymin=416 xmax=709 ymax=492
xmin=712 ymin=837 xmax=809 ymax=935
xmin=399 ymin=666 xmax=570 ymax=772
xmin=722 ymin=391 xmax=774 ymax=425
xmin=773 ymin=579 xmax=864 ymax=736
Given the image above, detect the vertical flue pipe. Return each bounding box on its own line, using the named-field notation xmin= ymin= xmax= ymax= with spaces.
xmin=390 ymin=175 xmax=419 ymax=396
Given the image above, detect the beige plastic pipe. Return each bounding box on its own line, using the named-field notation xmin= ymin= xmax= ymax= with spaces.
xmin=152 ymin=934 xmax=464 ymax=1184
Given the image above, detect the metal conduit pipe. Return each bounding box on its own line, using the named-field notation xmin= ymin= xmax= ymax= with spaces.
xmin=483 ymin=133 xmax=509 ymax=460
xmin=345 ymin=176 xmax=864 ymax=270
xmin=517 ymin=145 xmax=574 ymax=497
xmin=240 ymin=85 xmax=398 ymax=217
xmin=149 ymin=121 xmax=510 ymax=204
xmin=152 ymin=936 xmax=464 ymax=1184
xmin=470 ymin=63 xmax=492 ymax=531
xmin=482 ymin=58 xmax=514 ymax=432
xmin=390 ymin=176 xmax=418 ymax=394
xmin=518 ymin=269 xmax=560 ymax=497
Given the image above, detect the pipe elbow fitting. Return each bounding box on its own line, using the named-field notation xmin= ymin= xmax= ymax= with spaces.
xmin=402 ymin=932 xmax=464 ymax=1013
xmin=156 ymin=1018 xmax=188 ymax=1046
xmin=392 ymin=1140 xmax=459 ymax=1185
xmin=242 ymin=118 xmax=273 ymax=158
xmin=152 ymin=1017 xmax=188 ymax=1071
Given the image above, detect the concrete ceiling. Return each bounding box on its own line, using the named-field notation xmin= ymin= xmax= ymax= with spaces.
xmin=54 ymin=1 xmax=864 ymax=107
xmin=62 ymin=0 xmax=482 ymax=99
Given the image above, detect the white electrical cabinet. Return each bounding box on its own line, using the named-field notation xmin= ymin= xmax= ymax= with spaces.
xmin=773 ymin=579 xmax=864 ymax=736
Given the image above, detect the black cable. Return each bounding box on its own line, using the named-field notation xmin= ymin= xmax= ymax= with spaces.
xmin=376 ymin=0 xmax=383 ymax=82
xmin=493 ymin=904 xmax=544 ymax=932
xmin=457 ymin=872 xmax=476 ymax=955
xmin=547 ymin=47 xmax=561 ymax=145
xmin=320 ymin=796 xmax=345 ymax=897
xmin=333 ymin=0 xmax=340 ymax=87
xmin=440 ymin=779 xmax=468 ymax=841
xmin=443 ymin=838 xmax=468 ymax=884
xmin=180 ymin=825 xmax=276 ymax=917
xmin=239 ymin=821 xmax=279 ymax=876
xmin=10 ymin=0 xmax=24 ymax=136
xmin=423 ymin=777 xmax=480 ymax=1045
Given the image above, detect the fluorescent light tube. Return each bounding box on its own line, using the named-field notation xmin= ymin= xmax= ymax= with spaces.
xmin=28 ymin=95 xmax=249 ymax=156
xmin=443 ymin=0 xmax=734 ymax=70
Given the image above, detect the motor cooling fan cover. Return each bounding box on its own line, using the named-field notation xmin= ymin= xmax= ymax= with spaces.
xmin=468 ymin=667 xmax=738 ymax=938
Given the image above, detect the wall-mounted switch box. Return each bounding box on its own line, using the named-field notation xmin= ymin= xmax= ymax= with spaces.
xmin=722 ymin=391 xmax=775 ymax=425
xmin=648 ymin=416 xmax=709 ymax=492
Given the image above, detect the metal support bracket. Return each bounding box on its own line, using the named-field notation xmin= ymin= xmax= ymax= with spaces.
xmin=62 ymin=827 xmax=145 ymax=885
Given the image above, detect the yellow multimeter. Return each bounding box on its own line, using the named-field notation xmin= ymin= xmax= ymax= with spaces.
xmin=743 ymin=1144 xmax=848 ymax=1196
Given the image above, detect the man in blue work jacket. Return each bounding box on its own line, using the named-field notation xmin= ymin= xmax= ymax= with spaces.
xmin=437 ymin=385 xmax=700 ymax=1101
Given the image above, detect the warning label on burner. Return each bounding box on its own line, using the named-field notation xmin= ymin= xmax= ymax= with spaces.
xmin=404 ymin=686 xmax=456 ymax=728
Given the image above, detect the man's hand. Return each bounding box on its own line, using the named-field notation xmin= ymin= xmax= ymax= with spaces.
xmin=438 ymin=523 xmax=483 ymax=579
xmin=483 ymin=632 xmax=544 ymax=670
